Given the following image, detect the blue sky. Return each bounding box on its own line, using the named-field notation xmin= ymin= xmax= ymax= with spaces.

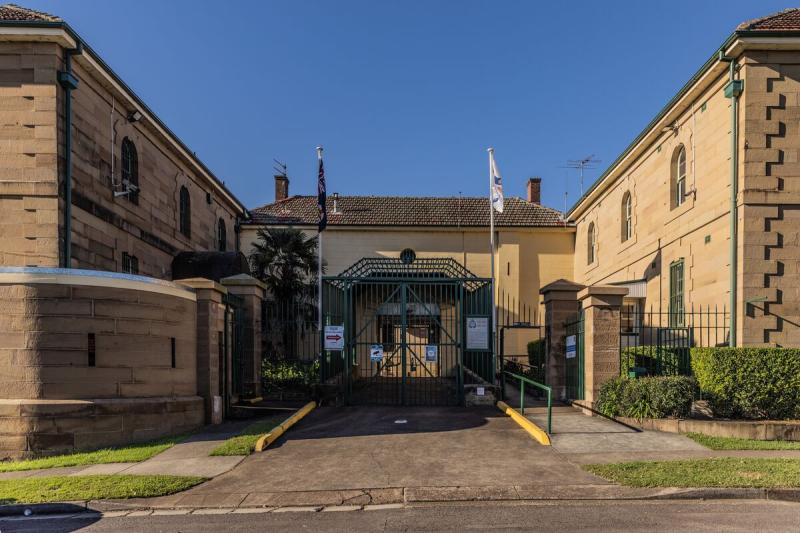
xmin=24 ymin=0 xmax=790 ymax=210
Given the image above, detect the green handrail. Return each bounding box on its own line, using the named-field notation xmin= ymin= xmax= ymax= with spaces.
xmin=503 ymin=371 xmax=552 ymax=434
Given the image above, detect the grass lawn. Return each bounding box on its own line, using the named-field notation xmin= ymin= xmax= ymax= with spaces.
xmin=585 ymin=457 xmax=800 ymax=488
xmin=0 ymin=475 xmax=205 ymax=504
xmin=0 ymin=435 xmax=187 ymax=473
xmin=209 ymin=417 xmax=282 ymax=456
xmin=686 ymin=432 xmax=800 ymax=450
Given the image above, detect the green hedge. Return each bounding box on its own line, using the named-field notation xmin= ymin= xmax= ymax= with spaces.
xmin=691 ymin=347 xmax=800 ymax=419
xmin=527 ymin=339 xmax=545 ymax=367
xmin=596 ymin=375 xmax=696 ymax=419
xmin=621 ymin=346 xmax=690 ymax=376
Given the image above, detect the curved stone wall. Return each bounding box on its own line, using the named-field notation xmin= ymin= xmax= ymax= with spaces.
xmin=0 ymin=268 xmax=204 ymax=458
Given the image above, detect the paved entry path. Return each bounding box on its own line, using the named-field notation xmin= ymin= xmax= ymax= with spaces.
xmin=149 ymin=406 xmax=609 ymax=508
xmin=525 ymin=407 xmax=707 ymax=464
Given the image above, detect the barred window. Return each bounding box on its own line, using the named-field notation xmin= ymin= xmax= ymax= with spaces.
xmin=121 ymin=137 xmax=139 ymax=204
xmin=179 ymin=185 xmax=191 ymax=238
xmin=218 ymin=218 xmax=227 ymax=252
xmin=669 ymin=259 xmax=685 ymax=327
xmin=121 ymin=252 xmax=139 ymax=275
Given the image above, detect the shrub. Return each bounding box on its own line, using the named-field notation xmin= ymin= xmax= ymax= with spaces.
xmin=262 ymin=359 xmax=319 ymax=393
xmin=596 ymin=375 xmax=696 ymax=419
xmin=621 ymin=346 xmax=690 ymax=376
xmin=527 ymin=339 xmax=545 ymax=366
xmin=691 ymin=347 xmax=800 ymax=419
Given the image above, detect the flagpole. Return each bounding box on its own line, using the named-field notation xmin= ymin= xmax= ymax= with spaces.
xmin=487 ymin=148 xmax=497 ymax=361
xmin=317 ymin=146 xmax=324 ymax=341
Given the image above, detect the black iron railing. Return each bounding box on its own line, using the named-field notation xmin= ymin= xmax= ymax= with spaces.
xmin=620 ymin=305 xmax=729 ymax=377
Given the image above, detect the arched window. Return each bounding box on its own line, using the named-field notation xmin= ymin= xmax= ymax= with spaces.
xmin=217 ymin=218 xmax=226 ymax=252
xmin=671 ymin=145 xmax=687 ymax=209
xmin=121 ymin=137 xmax=139 ymax=204
xmin=621 ymin=191 xmax=632 ymax=242
xmin=179 ymin=186 xmax=191 ymax=238
xmin=587 ymin=222 xmax=596 ymax=265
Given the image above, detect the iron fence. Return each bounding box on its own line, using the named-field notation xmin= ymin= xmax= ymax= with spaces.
xmin=620 ymin=304 xmax=729 ymax=377
xmin=262 ymin=293 xmax=320 ymax=363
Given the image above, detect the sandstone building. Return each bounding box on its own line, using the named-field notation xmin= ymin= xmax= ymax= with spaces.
xmin=568 ymin=8 xmax=800 ymax=347
xmin=0 ymin=4 xmax=247 ymax=278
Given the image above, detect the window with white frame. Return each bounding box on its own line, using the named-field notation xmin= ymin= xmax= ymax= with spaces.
xmin=621 ymin=191 xmax=632 ymax=242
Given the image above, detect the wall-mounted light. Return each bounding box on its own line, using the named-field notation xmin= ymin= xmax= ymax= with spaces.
xmin=128 ymin=110 xmax=143 ymax=123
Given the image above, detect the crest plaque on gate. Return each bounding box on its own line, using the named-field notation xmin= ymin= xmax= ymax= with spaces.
xmin=466 ymin=316 xmax=490 ymax=350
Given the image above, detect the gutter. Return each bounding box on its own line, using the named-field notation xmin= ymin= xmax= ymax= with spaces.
xmin=57 ymin=41 xmax=83 ymax=268
xmin=0 ymin=20 xmax=247 ymax=215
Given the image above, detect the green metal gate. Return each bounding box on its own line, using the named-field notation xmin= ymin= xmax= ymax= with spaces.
xmin=565 ymin=312 xmax=584 ymax=400
xmin=320 ymin=257 xmax=492 ymax=406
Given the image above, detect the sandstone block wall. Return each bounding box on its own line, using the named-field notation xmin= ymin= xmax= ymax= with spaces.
xmin=0 ymin=40 xmax=244 ymax=278
xmin=0 ymin=268 xmax=203 ymax=457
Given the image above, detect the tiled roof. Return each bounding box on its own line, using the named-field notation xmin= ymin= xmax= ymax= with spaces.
xmin=247 ymin=196 xmax=568 ymax=228
xmin=738 ymin=8 xmax=800 ymax=31
xmin=0 ymin=4 xmax=60 ymax=22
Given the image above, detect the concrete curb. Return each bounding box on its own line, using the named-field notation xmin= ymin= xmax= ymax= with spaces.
xmin=255 ymin=401 xmax=316 ymax=452
xmin=0 ymin=501 xmax=88 ymax=517
xmin=3 ymin=486 xmax=800 ymax=517
xmin=496 ymin=400 xmax=551 ymax=445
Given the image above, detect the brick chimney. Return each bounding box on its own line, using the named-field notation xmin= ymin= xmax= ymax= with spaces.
xmin=527 ymin=177 xmax=541 ymax=204
xmin=274 ymin=175 xmax=289 ymax=202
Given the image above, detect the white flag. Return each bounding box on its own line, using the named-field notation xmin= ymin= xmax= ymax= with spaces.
xmin=490 ymin=152 xmax=504 ymax=213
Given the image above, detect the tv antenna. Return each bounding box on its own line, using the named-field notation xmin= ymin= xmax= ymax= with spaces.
xmin=564 ymin=155 xmax=600 ymax=195
xmin=273 ymin=159 xmax=287 ymax=177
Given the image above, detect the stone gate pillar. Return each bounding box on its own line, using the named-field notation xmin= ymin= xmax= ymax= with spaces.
xmin=577 ymin=285 xmax=628 ymax=405
xmin=221 ymin=274 xmax=266 ymax=400
xmin=540 ymin=279 xmax=584 ymax=401
xmin=178 ymin=278 xmax=227 ymax=424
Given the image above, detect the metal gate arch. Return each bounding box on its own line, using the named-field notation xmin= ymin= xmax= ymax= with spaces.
xmin=320 ymin=257 xmax=493 ymax=406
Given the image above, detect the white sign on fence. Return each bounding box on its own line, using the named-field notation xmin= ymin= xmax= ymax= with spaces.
xmin=566 ymin=334 xmax=577 ymax=359
xmin=466 ymin=316 xmax=489 ymax=350
xmin=324 ymin=325 xmax=345 ymax=351
xmin=370 ymin=344 xmax=384 ymax=363
xmin=425 ymin=345 xmax=438 ymax=363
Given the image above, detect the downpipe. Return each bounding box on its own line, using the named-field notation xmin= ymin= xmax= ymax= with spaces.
xmin=719 ymin=51 xmax=743 ymax=346
xmin=57 ymin=42 xmax=83 ymax=268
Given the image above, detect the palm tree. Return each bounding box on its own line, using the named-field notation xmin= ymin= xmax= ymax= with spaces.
xmin=249 ymin=227 xmax=319 ymax=303
xmin=249 ymin=227 xmax=321 ymax=361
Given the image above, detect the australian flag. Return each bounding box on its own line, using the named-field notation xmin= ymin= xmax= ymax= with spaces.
xmin=317 ymin=151 xmax=327 ymax=232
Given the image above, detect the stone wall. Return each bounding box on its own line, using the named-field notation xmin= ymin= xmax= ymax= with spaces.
xmin=0 ymin=267 xmax=203 ymax=458
xmin=571 ymin=66 xmax=733 ymax=314
xmin=0 ymin=40 xmax=245 ymax=278
xmin=0 ymin=42 xmax=61 ymax=268
xmin=741 ymin=50 xmax=800 ymax=346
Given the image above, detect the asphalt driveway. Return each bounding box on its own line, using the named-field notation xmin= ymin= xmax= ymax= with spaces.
xmin=189 ymin=406 xmax=605 ymax=496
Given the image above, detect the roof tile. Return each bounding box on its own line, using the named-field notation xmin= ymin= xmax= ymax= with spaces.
xmin=738 ymin=8 xmax=800 ymax=31
xmin=0 ymin=4 xmax=60 ymax=22
xmin=247 ymin=195 xmax=568 ymax=228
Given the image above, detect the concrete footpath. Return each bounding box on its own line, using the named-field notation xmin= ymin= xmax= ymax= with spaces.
xmin=6 ymin=405 xmax=800 ymax=517
xmin=81 ymin=406 xmax=800 ymax=513
xmin=0 ymin=418 xmax=261 ymax=481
